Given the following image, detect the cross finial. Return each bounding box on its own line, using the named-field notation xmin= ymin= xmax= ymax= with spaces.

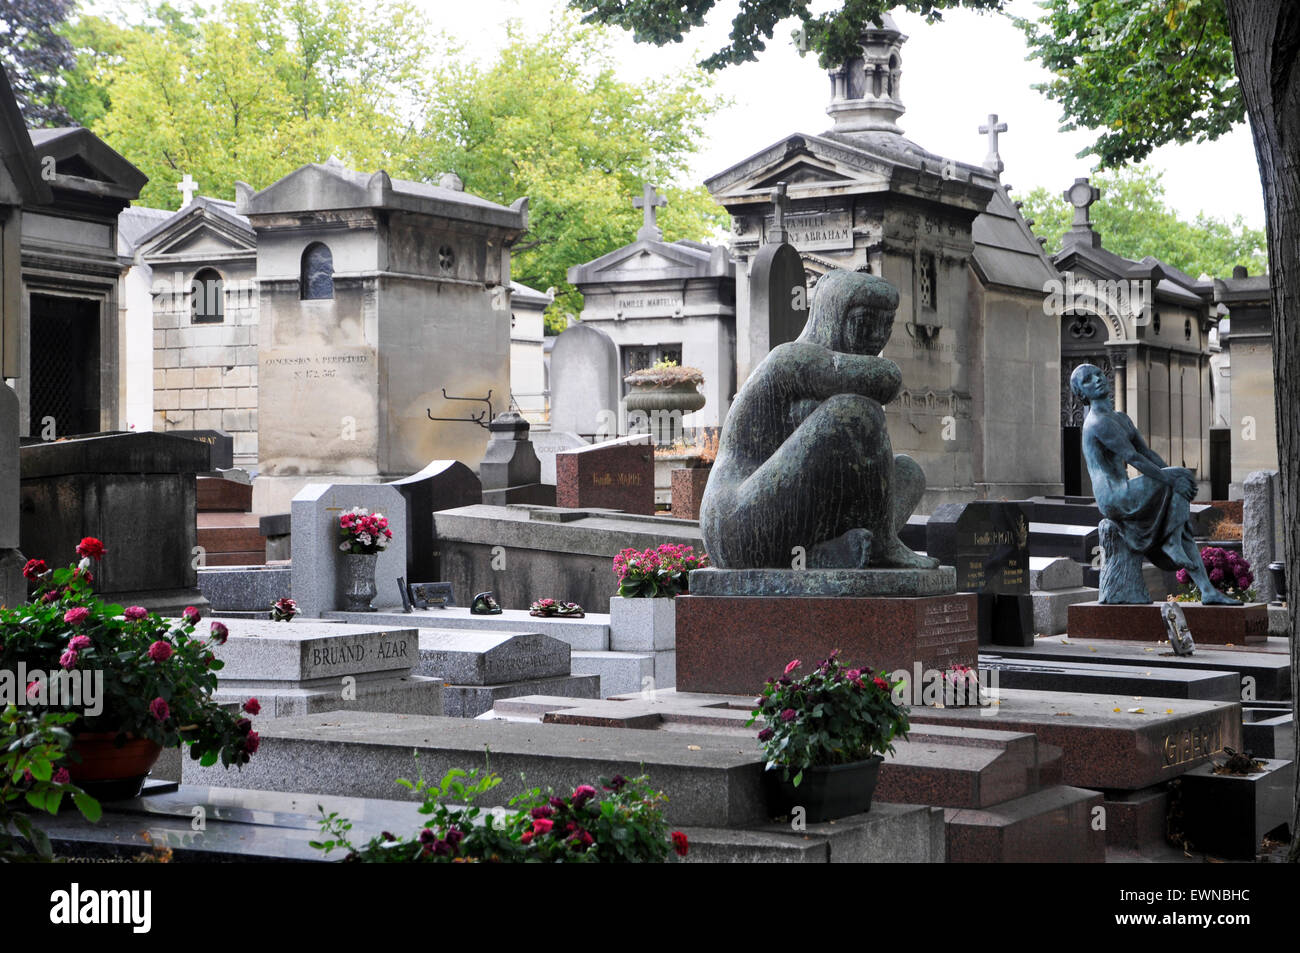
xmin=177 ymin=173 xmax=198 ymax=208
xmin=768 ymin=181 xmax=790 ymax=245
xmin=978 ymin=113 xmax=1007 ymax=174
xmin=633 ymin=183 xmax=667 ymax=241
xmin=1062 ymin=177 xmax=1103 ymax=248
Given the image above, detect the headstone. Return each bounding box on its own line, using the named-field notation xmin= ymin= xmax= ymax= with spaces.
xmin=290 ymin=482 xmax=408 ymax=618
xmin=1242 ymin=470 xmax=1281 ymax=603
xmin=198 ymin=565 xmax=292 ymax=613
xmin=480 ymin=412 xmax=553 ymax=506
xmin=206 ymin=618 xmax=440 ymax=717
xmin=549 ymin=323 xmax=619 ymax=439
xmin=555 ymin=433 xmax=655 ymax=514
xmin=531 ymin=430 xmax=588 ymax=485
xmin=168 ymin=429 xmax=234 ymax=470
xmin=386 ymin=460 xmax=481 ymax=583
xmin=926 ymin=501 xmax=1033 ymax=646
xmin=746 ymin=242 xmax=807 ymax=374
xmin=19 ymin=432 xmax=209 ymax=612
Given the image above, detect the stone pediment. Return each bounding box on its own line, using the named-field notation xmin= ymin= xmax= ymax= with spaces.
xmin=753 ymin=160 xmax=855 ymax=189
xmin=568 ymin=238 xmax=730 ymax=287
xmin=137 ymin=199 xmax=255 ymax=262
xmin=706 ymin=134 xmax=893 ymax=202
xmin=25 ymin=127 xmax=146 ymax=201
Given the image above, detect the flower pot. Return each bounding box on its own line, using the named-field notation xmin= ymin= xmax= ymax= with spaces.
xmin=66 ymin=733 xmax=164 ymax=801
xmin=625 ymin=379 xmax=706 ymax=445
xmin=762 ymin=756 xmax=885 ymax=823
xmin=343 ymin=552 xmax=378 ymax=611
xmin=1170 ymin=757 xmax=1294 ymax=858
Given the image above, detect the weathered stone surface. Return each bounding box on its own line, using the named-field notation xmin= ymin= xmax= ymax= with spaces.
xmin=414 ymin=629 xmax=569 ymax=685
xmin=208 ymin=618 xmax=419 ymax=682
xmin=609 ymin=596 xmax=676 ymax=651
xmin=1242 ymin=470 xmax=1281 ymax=603
xmin=549 ymin=323 xmax=619 ymax=439
xmin=687 ymin=566 xmax=956 ymax=597
xmin=327 ymin=607 xmax=612 ymax=651
xmin=198 ymin=565 xmax=291 ymax=612
xmin=1031 ymin=586 xmax=1097 ymax=635
xmin=699 ymin=270 xmax=938 ymax=573
xmin=1029 ymin=556 xmax=1083 ymax=591
xmin=480 ymin=413 xmax=541 ymax=490
xmin=670 ymin=466 xmax=710 ymax=520
xmin=1067 ymin=601 xmax=1269 ymax=645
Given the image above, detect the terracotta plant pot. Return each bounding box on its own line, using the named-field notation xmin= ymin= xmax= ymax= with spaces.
xmin=66 ymin=733 xmax=164 ymax=801
xmin=762 ymin=755 xmax=885 ymax=823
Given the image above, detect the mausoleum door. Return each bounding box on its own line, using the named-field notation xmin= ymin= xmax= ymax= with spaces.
xmin=29 ymin=292 xmax=100 ymax=437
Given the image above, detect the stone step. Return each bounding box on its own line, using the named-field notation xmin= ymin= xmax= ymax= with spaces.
xmin=182 ymin=709 xmax=770 ymax=828
xmin=992 ymin=636 xmax=1292 ymax=700
xmin=876 ymin=726 xmax=1044 ymax=809
xmin=442 ymin=674 xmax=600 ymax=719
xmin=415 ymin=630 xmax=571 ymax=685
xmin=910 ymin=688 xmax=1242 ymax=791
xmin=1102 ymin=786 xmax=1169 ymax=851
xmin=571 ymin=649 xmax=657 ymax=696
xmin=1068 ymin=601 xmax=1270 ymax=645
xmin=980 ymin=654 xmax=1241 ymax=700
xmin=945 ymin=784 xmax=1106 ymax=862
xmin=326 ymin=607 xmax=611 ymax=651
xmin=1031 ymin=586 xmax=1097 ymax=635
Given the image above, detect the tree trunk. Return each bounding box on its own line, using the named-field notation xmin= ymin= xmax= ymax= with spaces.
xmin=1224 ymin=0 xmax=1300 ymax=862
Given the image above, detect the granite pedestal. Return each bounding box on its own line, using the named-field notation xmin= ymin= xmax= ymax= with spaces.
xmin=676 ymin=569 xmax=976 ymax=695
xmin=1067 ymin=601 xmax=1269 ymax=645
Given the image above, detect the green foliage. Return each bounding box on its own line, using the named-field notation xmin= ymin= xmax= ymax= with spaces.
xmin=58 ymin=0 xmax=430 ymax=209
xmin=311 ymin=765 xmax=686 ymax=862
xmin=570 ymin=0 xmax=1004 ymax=71
xmin=1017 ymin=0 xmax=1242 ymax=167
xmin=1 ymin=708 xmax=101 ymax=862
xmin=2 ymin=543 xmax=259 ymax=769
xmin=747 ymin=651 xmax=910 ymax=786
xmin=408 ymin=11 xmax=727 ymax=321
xmin=1019 ymin=166 xmax=1267 ymax=279
xmin=0 ymin=0 xmax=77 ymax=125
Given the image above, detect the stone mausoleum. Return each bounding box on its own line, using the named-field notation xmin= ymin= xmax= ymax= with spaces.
xmin=705 ymin=15 xmax=1062 ymax=509
xmin=232 ymin=159 xmax=529 ymax=513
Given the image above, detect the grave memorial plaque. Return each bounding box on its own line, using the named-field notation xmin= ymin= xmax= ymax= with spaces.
xmin=408 ymin=581 xmax=455 ymax=610
xmin=168 ymin=429 xmax=234 ymax=470
xmin=926 ymin=502 xmax=1033 ymax=646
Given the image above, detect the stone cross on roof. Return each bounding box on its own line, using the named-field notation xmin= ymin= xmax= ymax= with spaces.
xmin=177 ymin=173 xmax=198 ymax=208
xmin=978 ymin=113 xmax=1007 ymax=174
xmin=767 ymin=181 xmax=791 ymax=245
xmin=633 ymin=183 xmax=667 ymax=241
xmin=1063 ymin=177 xmax=1102 ymax=248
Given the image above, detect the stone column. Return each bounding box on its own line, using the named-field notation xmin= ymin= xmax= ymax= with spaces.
xmin=0 ymin=382 xmax=24 ymax=607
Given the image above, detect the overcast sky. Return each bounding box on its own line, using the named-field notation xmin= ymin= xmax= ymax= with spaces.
xmin=428 ymin=0 xmax=1265 ymax=230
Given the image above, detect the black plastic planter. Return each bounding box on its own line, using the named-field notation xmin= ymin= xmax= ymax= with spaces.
xmin=1173 ymin=757 xmax=1294 ymax=858
xmin=762 ymin=756 xmax=884 ymax=823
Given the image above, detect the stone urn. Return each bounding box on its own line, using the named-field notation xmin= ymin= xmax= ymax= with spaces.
xmin=342 ymin=553 xmax=378 ymax=611
xmin=624 ymin=365 xmax=705 ymax=446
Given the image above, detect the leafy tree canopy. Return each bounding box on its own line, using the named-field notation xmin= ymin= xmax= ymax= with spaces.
xmin=408 ymin=13 xmax=726 ymax=331
xmin=1020 ymin=165 xmax=1267 ymax=280
xmin=0 ymin=0 xmax=76 ymax=125
xmin=568 ymin=0 xmax=1003 ymax=71
xmin=1016 ymin=0 xmax=1243 ymax=167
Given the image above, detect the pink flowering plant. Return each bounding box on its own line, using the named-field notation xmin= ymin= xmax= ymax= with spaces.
xmin=747 ymin=651 xmax=910 ymax=787
xmin=1175 ymin=547 xmax=1257 ymax=603
xmin=338 ymin=507 xmax=393 ymax=555
xmin=1 ymin=540 xmax=259 ymax=769
xmin=312 ymin=767 xmax=687 ymax=863
xmin=612 ymin=543 xmax=709 ymax=597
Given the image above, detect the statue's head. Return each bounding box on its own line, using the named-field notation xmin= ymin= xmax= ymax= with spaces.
xmin=1069 ymin=363 xmax=1111 ymax=405
xmin=799 ymin=269 xmax=898 ymax=355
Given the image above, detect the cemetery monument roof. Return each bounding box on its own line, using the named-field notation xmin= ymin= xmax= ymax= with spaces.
xmin=26 ymin=127 xmax=147 ymax=203
xmin=132 ymin=194 xmax=256 ymax=258
xmin=234 ymin=158 xmax=528 ymax=231
xmin=0 ymin=70 xmax=51 ymax=207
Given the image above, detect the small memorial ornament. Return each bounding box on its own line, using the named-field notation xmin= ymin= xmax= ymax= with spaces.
xmin=337 ymin=508 xmax=393 ymax=612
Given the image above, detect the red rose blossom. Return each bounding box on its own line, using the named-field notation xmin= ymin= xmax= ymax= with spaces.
xmin=784 ymin=659 xmax=801 ymax=675
xmin=532 ymin=817 xmax=554 ymax=835
xmin=124 ymin=606 xmax=148 ymax=621
xmin=210 ymin=621 xmax=229 ymax=644
xmin=243 ymin=730 xmax=260 ymax=754
xmin=242 ymin=697 xmax=260 ymax=715
xmin=780 ymin=708 xmax=797 ymax=722
xmin=149 ymin=697 xmax=170 ymax=721
xmin=76 ymin=537 xmax=105 ymax=560
xmin=63 ymin=607 xmax=90 ymax=626
xmin=148 ymin=640 xmax=173 ymax=662
xmin=22 ymin=559 xmax=46 ymax=581
xmin=53 ymin=768 xmax=71 ymax=785
xmin=182 ymin=606 xmax=201 ymax=625
xmin=671 ymin=830 xmax=689 ymax=857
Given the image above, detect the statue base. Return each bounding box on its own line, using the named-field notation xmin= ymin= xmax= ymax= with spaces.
xmin=676 ymin=592 xmax=978 ymax=695
xmin=687 ymin=566 xmax=956 ymax=598
xmin=1067 ymin=601 xmax=1269 ymax=645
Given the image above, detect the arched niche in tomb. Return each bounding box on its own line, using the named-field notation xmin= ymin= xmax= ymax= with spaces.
xmin=191 ymin=267 xmax=224 ymax=323
xmin=1060 ymin=311 xmax=1119 ymax=496
xmin=300 ymin=242 xmax=334 ymax=300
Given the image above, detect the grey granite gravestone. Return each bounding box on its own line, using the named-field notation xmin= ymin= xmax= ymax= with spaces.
xmin=290 ymin=483 xmax=407 ymax=617
xmin=387 ymin=459 xmax=480 ymax=582
xmin=747 ymin=242 xmax=808 ymax=368
xmin=926 ymin=501 xmax=1033 ymax=646
xmin=1242 ymin=470 xmax=1281 ymax=603
xmin=480 ymin=412 xmax=553 ymax=506
xmin=550 ymin=322 xmax=619 ymax=440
